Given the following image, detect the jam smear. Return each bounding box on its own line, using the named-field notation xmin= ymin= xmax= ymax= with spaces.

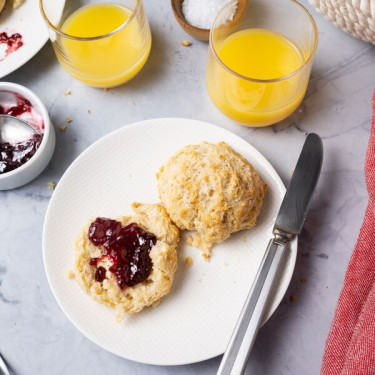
xmin=88 ymin=218 xmax=157 ymax=289
xmin=0 ymin=32 xmax=23 ymax=61
xmin=0 ymin=134 xmax=42 ymax=174
xmin=0 ymin=96 xmax=31 ymax=117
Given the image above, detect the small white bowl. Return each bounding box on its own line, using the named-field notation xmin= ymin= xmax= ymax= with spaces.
xmin=0 ymin=82 xmax=55 ymax=190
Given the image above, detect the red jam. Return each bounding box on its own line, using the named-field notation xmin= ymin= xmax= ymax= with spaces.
xmin=0 ymin=97 xmax=31 ymax=117
xmin=0 ymin=91 xmax=44 ymax=133
xmin=0 ymin=92 xmax=45 ymax=174
xmin=0 ymin=32 xmax=23 ymax=61
xmin=88 ymin=218 xmax=157 ymax=289
xmin=0 ymin=134 xmax=42 ymax=174
xmin=95 ymin=267 xmax=107 ymax=282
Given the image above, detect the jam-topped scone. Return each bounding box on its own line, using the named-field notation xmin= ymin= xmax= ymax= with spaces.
xmin=74 ymin=203 xmax=179 ymax=321
xmin=157 ymin=142 xmax=267 ymax=256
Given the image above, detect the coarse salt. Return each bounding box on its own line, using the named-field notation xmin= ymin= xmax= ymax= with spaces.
xmin=182 ymin=0 xmax=237 ymax=30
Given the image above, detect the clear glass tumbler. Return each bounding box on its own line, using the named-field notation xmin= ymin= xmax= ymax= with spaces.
xmin=206 ymin=0 xmax=318 ymax=127
xmin=40 ymin=0 xmax=151 ymax=88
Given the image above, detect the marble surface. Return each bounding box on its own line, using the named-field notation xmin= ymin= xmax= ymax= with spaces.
xmin=1 ymin=1 xmax=374 ymax=374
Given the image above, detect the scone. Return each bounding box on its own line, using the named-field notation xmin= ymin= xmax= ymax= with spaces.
xmin=74 ymin=203 xmax=179 ymax=321
xmin=157 ymin=142 xmax=267 ymax=255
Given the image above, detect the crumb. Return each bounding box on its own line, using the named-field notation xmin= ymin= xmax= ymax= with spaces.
xmin=47 ymin=181 xmax=55 ymax=190
xmin=298 ymin=108 xmax=303 ymax=113
xmin=290 ymin=168 xmax=295 ymax=175
xmin=181 ymin=40 xmax=192 ymax=47
xmin=87 ymin=109 xmax=91 ymax=114
xmin=186 ymin=235 xmax=193 ymax=246
xmin=202 ymin=253 xmax=210 ymax=261
xmin=184 ymin=256 xmax=194 ymax=267
xmin=65 ymin=117 xmax=72 ymax=123
xmin=300 ymin=277 xmax=307 ymax=283
xmin=59 ymin=125 xmax=67 ymax=132
xmin=63 ymin=90 xmax=71 ymax=96
xmin=290 ymin=294 xmax=297 ymax=302
xmin=66 ymin=270 xmax=75 ymax=279
xmin=104 ymin=88 xmax=109 ymax=92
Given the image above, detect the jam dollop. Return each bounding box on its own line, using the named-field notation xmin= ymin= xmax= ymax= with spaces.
xmin=0 ymin=32 xmax=23 ymax=61
xmin=0 ymin=134 xmax=42 ymax=174
xmin=88 ymin=218 xmax=157 ymax=289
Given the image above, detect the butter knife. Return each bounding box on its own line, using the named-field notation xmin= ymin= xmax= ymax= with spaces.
xmin=217 ymin=133 xmax=323 ymax=375
xmin=0 ymin=353 xmax=11 ymax=375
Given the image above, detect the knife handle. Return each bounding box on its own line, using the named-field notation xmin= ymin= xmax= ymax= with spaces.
xmin=217 ymin=238 xmax=287 ymax=375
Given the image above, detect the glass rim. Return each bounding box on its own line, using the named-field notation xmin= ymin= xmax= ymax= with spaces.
xmin=39 ymin=0 xmax=141 ymax=41
xmin=209 ymin=0 xmax=319 ymax=83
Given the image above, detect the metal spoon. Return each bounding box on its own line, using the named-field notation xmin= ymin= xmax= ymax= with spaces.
xmin=0 ymin=114 xmax=40 ymax=145
xmin=0 ymin=352 xmax=11 ymax=375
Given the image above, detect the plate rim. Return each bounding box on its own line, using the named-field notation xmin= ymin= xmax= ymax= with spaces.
xmin=42 ymin=117 xmax=297 ymax=366
xmin=0 ymin=0 xmax=66 ymax=78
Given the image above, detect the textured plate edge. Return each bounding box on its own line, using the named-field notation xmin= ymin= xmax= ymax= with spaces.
xmin=42 ymin=117 xmax=298 ymax=366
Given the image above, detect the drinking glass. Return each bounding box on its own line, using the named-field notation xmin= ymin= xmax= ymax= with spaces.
xmin=206 ymin=0 xmax=318 ymax=126
xmin=40 ymin=0 xmax=151 ymax=88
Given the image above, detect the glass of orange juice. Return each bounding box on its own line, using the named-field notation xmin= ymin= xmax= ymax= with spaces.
xmin=40 ymin=0 xmax=151 ymax=88
xmin=206 ymin=0 xmax=318 ymax=127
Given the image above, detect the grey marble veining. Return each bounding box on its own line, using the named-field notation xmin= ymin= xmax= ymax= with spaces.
xmin=1 ymin=1 xmax=374 ymax=374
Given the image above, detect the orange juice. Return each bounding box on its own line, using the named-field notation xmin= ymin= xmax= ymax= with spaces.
xmin=60 ymin=3 xmax=151 ymax=87
xmin=207 ymin=28 xmax=308 ymax=126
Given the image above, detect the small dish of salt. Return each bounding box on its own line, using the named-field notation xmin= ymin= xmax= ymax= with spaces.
xmin=171 ymin=0 xmax=248 ymax=41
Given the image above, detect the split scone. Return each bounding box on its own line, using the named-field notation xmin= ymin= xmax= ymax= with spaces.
xmin=157 ymin=142 xmax=267 ymax=256
xmin=74 ymin=203 xmax=179 ymax=321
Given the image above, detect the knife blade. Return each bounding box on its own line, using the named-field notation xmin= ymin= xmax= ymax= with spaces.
xmin=217 ymin=133 xmax=323 ymax=375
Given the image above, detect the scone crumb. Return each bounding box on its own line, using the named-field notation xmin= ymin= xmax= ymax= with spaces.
xmin=184 ymin=257 xmax=194 ymax=267
xmin=116 ymin=308 xmax=125 ymax=323
xmin=186 ymin=235 xmax=193 ymax=246
xmin=63 ymin=90 xmax=71 ymax=96
xmin=59 ymin=125 xmax=67 ymax=132
xmin=300 ymin=277 xmax=307 ymax=283
xmin=66 ymin=270 xmax=75 ymax=279
xmin=13 ymin=0 xmax=24 ymax=9
xmin=104 ymin=88 xmax=109 ymax=92
xmin=181 ymin=40 xmax=192 ymax=47
xmin=202 ymin=253 xmax=210 ymax=261
xmin=65 ymin=117 xmax=73 ymax=123
xmin=47 ymin=181 xmax=55 ymax=190
xmin=87 ymin=109 xmax=91 ymax=114
xmin=290 ymin=294 xmax=297 ymax=302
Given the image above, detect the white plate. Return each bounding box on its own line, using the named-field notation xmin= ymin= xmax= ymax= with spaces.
xmin=43 ymin=118 xmax=297 ymax=366
xmin=0 ymin=0 xmax=64 ymax=78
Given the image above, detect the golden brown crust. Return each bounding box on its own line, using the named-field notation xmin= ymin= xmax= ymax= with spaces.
xmin=74 ymin=203 xmax=179 ymax=321
xmin=157 ymin=142 xmax=267 ymax=254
